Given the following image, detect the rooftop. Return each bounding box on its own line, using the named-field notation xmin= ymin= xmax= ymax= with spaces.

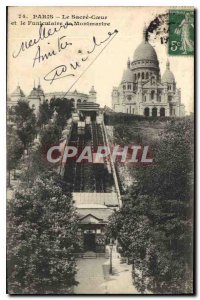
xmin=73 ymin=192 xmax=119 ymax=207
xmin=77 ymin=207 xmax=115 ymax=222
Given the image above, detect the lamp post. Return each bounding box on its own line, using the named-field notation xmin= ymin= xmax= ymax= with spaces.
xmin=109 ymin=240 xmax=114 ymax=275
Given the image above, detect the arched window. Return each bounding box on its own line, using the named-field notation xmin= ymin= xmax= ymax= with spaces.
xmin=123 ymin=85 xmax=126 ymax=90
xmin=138 ymin=73 xmax=140 ymax=79
xmin=146 ymin=73 xmax=149 ymax=79
xmin=144 ymin=107 xmax=149 ymax=117
xmin=142 ymin=72 xmax=145 ymax=79
xmin=143 ymin=94 xmax=147 ymax=102
xmin=160 ymin=107 xmax=165 ymax=117
xmin=77 ymin=99 xmax=81 ymax=103
xmin=152 ymin=107 xmax=157 ymax=117
xmin=151 ymin=90 xmax=155 ymax=100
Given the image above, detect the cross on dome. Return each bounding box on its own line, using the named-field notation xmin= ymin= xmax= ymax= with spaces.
xmin=143 ymin=24 xmax=148 ymax=42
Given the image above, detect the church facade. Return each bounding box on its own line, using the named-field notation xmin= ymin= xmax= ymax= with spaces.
xmin=112 ymin=28 xmax=185 ymax=117
xmin=8 ymin=81 xmax=97 ymax=114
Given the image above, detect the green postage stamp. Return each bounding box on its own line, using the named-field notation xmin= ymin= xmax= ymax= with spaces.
xmin=168 ymin=9 xmax=194 ymax=55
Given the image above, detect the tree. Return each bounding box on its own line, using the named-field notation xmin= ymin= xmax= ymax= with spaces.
xmin=37 ymin=101 xmax=53 ymax=128
xmin=50 ymin=98 xmax=73 ymax=129
xmin=7 ymin=106 xmax=16 ymax=123
xmin=137 ymin=118 xmax=194 ymax=201
xmin=107 ymin=117 xmax=194 ymax=294
xmin=14 ymin=100 xmax=37 ymax=151
xmin=7 ymin=172 xmax=81 ymax=294
xmin=39 ymin=123 xmax=61 ymax=166
xmin=107 ymin=192 xmax=157 ymax=293
xmin=7 ymin=127 xmax=24 ymax=186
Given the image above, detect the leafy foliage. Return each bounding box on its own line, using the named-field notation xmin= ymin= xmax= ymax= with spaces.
xmin=37 ymin=100 xmax=54 ymax=128
xmin=40 ymin=123 xmax=61 ymax=150
xmin=14 ymin=100 xmax=37 ymax=150
xmin=7 ymin=99 xmax=80 ymax=294
xmin=50 ymin=98 xmax=73 ymax=129
xmin=104 ymin=111 xmax=172 ymax=126
xmin=107 ymin=117 xmax=194 ymax=294
xmin=7 ymin=172 xmax=80 ymax=294
xmin=7 ymin=127 xmax=24 ymax=186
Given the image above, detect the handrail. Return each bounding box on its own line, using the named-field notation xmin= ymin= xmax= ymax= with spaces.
xmin=102 ymin=118 xmax=122 ymax=208
xmin=59 ymin=121 xmax=73 ymax=176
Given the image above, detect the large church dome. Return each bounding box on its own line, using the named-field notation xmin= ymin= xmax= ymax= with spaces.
xmin=131 ymin=26 xmax=160 ymax=76
xmin=133 ymin=26 xmax=158 ymax=62
xmin=133 ymin=41 xmax=158 ymax=62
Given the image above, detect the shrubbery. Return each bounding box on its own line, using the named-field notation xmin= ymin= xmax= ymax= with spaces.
xmin=107 ymin=117 xmax=194 ymax=294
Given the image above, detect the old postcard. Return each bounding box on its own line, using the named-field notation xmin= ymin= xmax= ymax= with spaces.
xmin=7 ymin=6 xmax=194 ymax=295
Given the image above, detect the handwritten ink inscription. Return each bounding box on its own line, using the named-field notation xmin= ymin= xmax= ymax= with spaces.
xmin=12 ymin=22 xmax=73 ymax=58
xmin=12 ymin=22 xmax=118 ymax=91
xmin=44 ymin=30 xmax=118 ymax=84
xmin=33 ymin=35 xmax=73 ymax=67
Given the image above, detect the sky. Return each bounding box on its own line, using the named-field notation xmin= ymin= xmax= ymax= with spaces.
xmin=7 ymin=6 xmax=194 ymax=114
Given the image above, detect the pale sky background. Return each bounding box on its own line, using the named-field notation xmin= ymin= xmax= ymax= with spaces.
xmin=7 ymin=6 xmax=194 ymax=114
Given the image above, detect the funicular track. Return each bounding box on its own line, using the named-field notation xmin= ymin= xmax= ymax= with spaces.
xmin=64 ymin=121 xmax=114 ymax=193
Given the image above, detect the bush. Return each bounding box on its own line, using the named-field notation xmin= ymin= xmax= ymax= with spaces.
xmin=7 ymin=173 xmax=80 ymax=294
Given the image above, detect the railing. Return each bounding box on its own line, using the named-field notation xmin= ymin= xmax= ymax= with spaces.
xmin=102 ymin=118 xmax=122 ymax=208
xmin=59 ymin=121 xmax=73 ymax=176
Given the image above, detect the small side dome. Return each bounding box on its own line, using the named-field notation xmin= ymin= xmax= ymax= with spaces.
xmin=89 ymin=86 xmax=96 ymax=94
xmin=162 ymin=60 xmax=175 ymax=83
xmin=121 ymin=68 xmax=133 ymax=83
xmin=11 ymin=85 xmax=25 ymax=98
xmin=37 ymin=86 xmax=44 ymax=97
xmin=36 ymin=79 xmax=45 ymax=97
xmin=29 ymin=88 xmax=39 ymax=98
xmin=28 ymin=81 xmax=39 ymax=98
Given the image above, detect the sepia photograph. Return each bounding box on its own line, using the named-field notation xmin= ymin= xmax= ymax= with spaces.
xmin=6 ymin=5 xmax=194 ymax=295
